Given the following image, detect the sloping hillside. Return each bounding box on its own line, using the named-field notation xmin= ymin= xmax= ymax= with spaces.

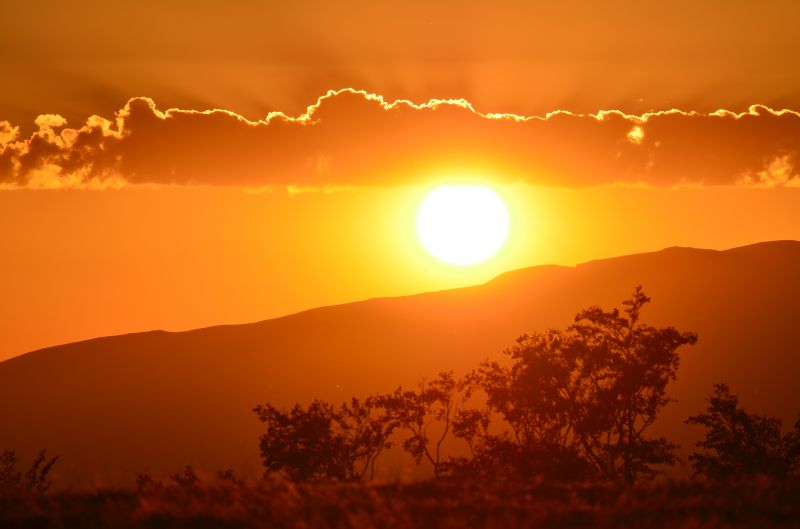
xmin=2 ymin=241 xmax=799 ymax=485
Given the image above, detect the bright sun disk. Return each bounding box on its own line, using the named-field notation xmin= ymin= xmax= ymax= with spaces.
xmin=416 ymin=185 xmax=509 ymax=265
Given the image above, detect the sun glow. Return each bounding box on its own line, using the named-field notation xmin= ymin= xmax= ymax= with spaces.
xmin=416 ymin=185 xmax=510 ymax=266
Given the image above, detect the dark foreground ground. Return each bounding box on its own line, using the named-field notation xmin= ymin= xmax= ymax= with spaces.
xmin=2 ymin=478 xmax=800 ymax=529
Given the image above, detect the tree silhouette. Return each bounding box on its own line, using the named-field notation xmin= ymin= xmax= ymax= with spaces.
xmin=338 ymin=396 xmax=398 ymax=480
xmin=252 ymin=287 xmax=696 ymax=484
xmin=472 ymin=286 xmax=697 ymax=482
xmin=686 ymin=383 xmax=800 ymax=480
xmin=378 ymin=371 xmax=463 ymax=477
xmin=451 ymin=407 xmax=491 ymax=461
xmin=254 ymin=396 xmax=395 ymax=482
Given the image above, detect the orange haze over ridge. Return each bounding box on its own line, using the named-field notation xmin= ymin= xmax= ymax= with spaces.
xmin=2 ymin=182 xmax=800 ymax=361
xmin=2 ymin=0 xmax=800 ymax=362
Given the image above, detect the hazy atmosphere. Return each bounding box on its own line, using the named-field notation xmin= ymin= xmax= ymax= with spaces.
xmin=2 ymin=2 xmax=800 ymax=528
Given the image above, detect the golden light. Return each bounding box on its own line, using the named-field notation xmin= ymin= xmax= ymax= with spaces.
xmin=416 ymin=185 xmax=510 ymax=266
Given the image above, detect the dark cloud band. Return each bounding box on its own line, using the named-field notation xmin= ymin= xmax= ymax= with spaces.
xmin=1 ymin=89 xmax=799 ymax=190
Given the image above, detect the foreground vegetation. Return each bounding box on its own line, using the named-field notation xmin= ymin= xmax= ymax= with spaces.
xmin=253 ymin=288 xmax=800 ymax=485
xmin=2 ymin=476 xmax=800 ymax=529
xmin=4 ymin=287 xmax=799 ymax=527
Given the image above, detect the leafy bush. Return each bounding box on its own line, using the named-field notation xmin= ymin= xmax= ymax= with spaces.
xmin=686 ymin=383 xmax=800 ymax=480
xmin=254 ymin=396 xmax=395 ymax=482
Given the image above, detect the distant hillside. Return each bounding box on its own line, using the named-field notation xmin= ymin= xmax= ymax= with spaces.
xmin=2 ymin=241 xmax=799 ymax=486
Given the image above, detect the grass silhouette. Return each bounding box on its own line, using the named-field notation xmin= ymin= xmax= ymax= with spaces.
xmin=2 ymin=475 xmax=800 ymax=528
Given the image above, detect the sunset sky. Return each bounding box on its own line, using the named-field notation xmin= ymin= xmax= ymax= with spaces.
xmin=3 ymin=1 xmax=800 ymax=360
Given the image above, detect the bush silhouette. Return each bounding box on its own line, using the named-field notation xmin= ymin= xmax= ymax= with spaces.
xmin=686 ymin=383 xmax=800 ymax=480
xmin=254 ymin=396 xmax=395 ymax=482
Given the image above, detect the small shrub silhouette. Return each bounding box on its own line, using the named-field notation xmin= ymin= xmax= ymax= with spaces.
xmin=0 ymin=449 xmax=58 ymax=495
xmin=170 ymin=465 xmax=199 ymax=487
xmin=686 ymin=383 xmax=800 ymax=480
xmin=254 ymin=396 xmax=395 ymax=482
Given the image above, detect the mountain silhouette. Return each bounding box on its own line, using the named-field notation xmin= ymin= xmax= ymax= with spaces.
xmin=1 ymin=241 xmax=799 ymax=485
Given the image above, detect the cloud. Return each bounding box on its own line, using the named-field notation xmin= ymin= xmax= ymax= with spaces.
xmin=0 ymin=121 xmax=19 ymax=144
xmin=1 ymin=89 xmax=800 ymax=190
xmin=626 ymin=125 xmax=644 ymax=145
xmin=33 ymin=114 xmax=68 ymax=129
xmin=738 ymin=155 xmax=800 ymax=188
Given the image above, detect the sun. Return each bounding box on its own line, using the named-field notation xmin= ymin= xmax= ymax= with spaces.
xmin=416 ymin=185 xmax=510 ymax=266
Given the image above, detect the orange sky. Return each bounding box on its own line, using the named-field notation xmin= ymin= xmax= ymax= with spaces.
xmin=3 ymin=1 xmax=800 ymax=127
xmin=3 ymin=183 xmax=799 ymax=360
xmin=2 ymin=1 xmax=800 ymax=359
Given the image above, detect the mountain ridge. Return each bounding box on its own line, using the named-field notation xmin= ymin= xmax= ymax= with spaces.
xmin=13 ymin=240 xmax=795 ymax=363
xmin=2 ymin=239 xmax=799 ymax=486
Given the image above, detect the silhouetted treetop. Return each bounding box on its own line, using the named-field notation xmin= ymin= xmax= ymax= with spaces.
xmin=253 ymin=287 xmax=698 ymax=485
xmin=377 ymin=371 xmax=465 ymax=477
xmin=472 ymin=286 xmax=697 ymax=483
xmin=686 ymin=383 xmax=800 ymax=480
